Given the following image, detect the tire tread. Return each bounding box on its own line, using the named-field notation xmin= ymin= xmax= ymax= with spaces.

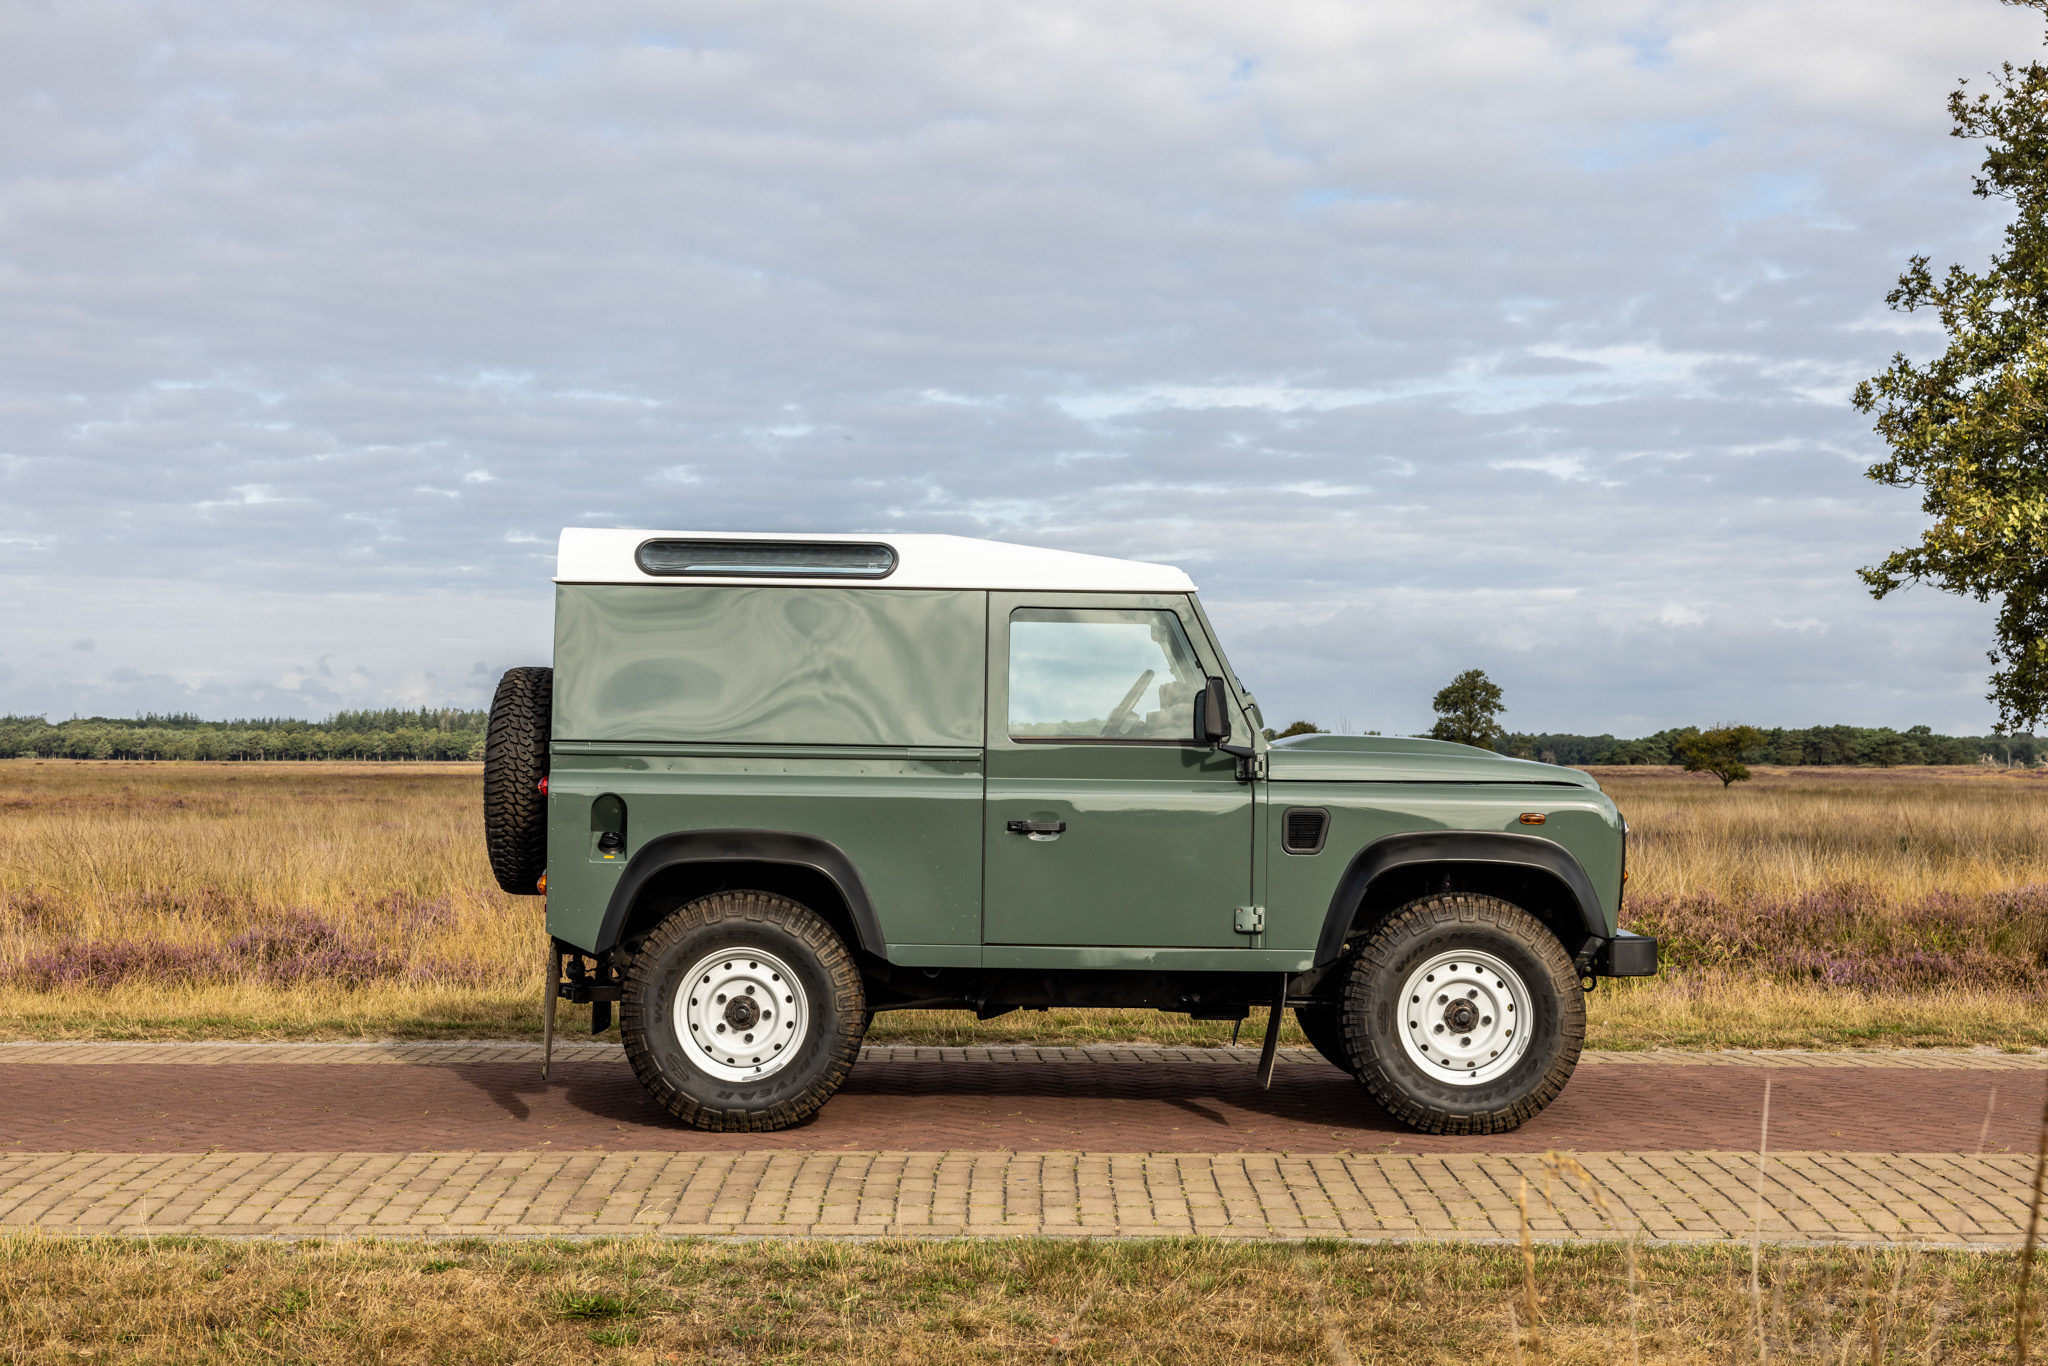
xmin=482 ymin=667 xmax=551 ymax=896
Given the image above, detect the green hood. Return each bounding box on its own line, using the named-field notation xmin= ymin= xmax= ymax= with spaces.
xmin=1264 ymin=734 xmax=1600 ymax=789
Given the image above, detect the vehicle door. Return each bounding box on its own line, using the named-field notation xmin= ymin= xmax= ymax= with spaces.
xmin=982 ymin=593 xmax=1253 ymax=948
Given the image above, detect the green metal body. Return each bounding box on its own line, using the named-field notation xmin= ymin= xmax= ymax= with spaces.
xmin=1260 ymin=735 xmax=1624 ymax=947
xmin=543 ymin=584 xmax=1626 ymax=971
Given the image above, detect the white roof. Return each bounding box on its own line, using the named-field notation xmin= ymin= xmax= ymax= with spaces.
xmin=553 ymin=528 xmax=1198 ymax=592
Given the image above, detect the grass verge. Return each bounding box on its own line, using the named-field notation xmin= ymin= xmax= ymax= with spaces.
xmin=1586 ymin=974 xmax=2048 ymax=1051
xmin=0 ymin=1232 xmax=2024 ymax=1364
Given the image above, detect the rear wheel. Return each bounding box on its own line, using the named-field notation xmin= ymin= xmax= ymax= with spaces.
xmin=621 ymin=891 xmax=867 ymax=1132
xmin=1341 ymin=894 xmax=1583 ymax=1134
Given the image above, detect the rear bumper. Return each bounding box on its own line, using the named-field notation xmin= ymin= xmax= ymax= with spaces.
xmin=1589 ymin=929 xmax=1658 ymax=977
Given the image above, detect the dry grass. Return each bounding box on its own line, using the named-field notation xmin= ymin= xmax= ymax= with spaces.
xmin=0 ymin=761 xmax=540 ymax=1038
xmin=0 ymin=1232 xmax=2025 ymax=1364
xmin=4 ymin=759 xmax=2048 ymax=1049
xmin=1586 ymin=975 xmax=2048 ymax=1050
xmin=1589 ymin=765 xmax=2048 ymax=904
xmin=1581 ymin=766 xmax=2048 ymax=1048
xmin=0 ymin=761 xmax=507 ymax=922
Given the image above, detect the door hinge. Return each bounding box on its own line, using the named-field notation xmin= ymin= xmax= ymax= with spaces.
xmin=1216 ymin=741 xmax=1259 ymax=783
xmin=1233 ymin=905 xmax=1265 ymax=934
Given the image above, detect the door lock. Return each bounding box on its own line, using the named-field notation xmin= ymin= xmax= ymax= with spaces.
xmin=1233 ymin=905 xmax=1265 ymax=934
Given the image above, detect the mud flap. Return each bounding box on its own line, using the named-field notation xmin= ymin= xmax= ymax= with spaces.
xmin=1256 ymin=974 xmax=1287 ymax=1090
xmin=542 ymin=943 xmax=561 ymax=1081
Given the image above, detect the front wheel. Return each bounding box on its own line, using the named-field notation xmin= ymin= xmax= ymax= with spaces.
xmin=621 ymin=891 xmax=867 ymax=1132
xmin=1340 ymin=894 xmax=1584 ymax=1134
xmin=1293 ymin=1005 xmax=1356 ymax=1074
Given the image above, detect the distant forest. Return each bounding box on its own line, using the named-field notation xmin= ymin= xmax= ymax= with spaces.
xmin=0 ymin=711 xmax=2038 ymax=766
xmin=0 ymin=709 xmax=488 ymax=761
xmin=1501 ymin=726 xmax=2041 ymax=768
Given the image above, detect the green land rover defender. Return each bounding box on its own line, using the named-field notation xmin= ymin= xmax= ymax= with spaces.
xmin=483 ymin=529 xmax=1654 ymax=1135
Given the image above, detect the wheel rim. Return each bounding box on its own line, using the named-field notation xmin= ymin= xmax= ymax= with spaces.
xmin=674 ymin=947 xmax=810 ymax=1083
xmin=1397 ymin=949 xmax=1531 ymax=1086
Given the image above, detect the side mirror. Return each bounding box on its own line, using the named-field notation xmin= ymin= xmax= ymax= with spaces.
xmin=1199 ymin=676 xmax=1231 ymax=742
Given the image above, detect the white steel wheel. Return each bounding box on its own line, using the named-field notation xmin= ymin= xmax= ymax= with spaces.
xmin=622 ymin=890 xmax=866 ymax=1134
xmin=674 ymin=947 xmax=810 ymax=1082
xmin=1397 ymin=949 xmax=1530 ymax=1087
xmin=1343 ymin=894 xmax=1584 ymax=1135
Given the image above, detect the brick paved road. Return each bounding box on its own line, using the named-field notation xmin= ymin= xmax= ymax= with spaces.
xmin=2 ymin=1149 xmax=2032 ymax=1245
xmin=4 ymin=1045 xmax=2040 ymax=1244
xmin=2 ymin=1048 xmax=2039 ymax=1155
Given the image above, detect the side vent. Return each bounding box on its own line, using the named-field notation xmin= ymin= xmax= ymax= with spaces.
xmin=1282 ymin=807 xmax=1329 ymax=855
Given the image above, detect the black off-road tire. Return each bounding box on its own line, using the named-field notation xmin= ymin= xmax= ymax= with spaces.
xmin=483 ymin=666 xmax=552 ymax=896
xmin=1340 ymin=894 xmax=1584 ymax=1135
xmin=621 ymin=891 xmax=867 ymax=1133
xmin=1293 ymin=1004 xmax=1357 ymax=1074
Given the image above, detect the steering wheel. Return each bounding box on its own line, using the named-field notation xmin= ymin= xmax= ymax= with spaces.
xmin=1101 ymin=669 xmax=1156 ymax=737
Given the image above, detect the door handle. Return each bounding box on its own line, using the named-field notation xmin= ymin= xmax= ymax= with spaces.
xmin=1006 ymin=820 xmax=1067 ymax=835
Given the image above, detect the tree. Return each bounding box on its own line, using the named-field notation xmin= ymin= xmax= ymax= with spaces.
xmin=1854 ymin=0 xmax=2048 ymax=734
xmin=1860 ymin=730 xmax=1910 ymax=768
xmin=1268 ymin=720 xmax=1329 ymax=740
xmin=1670 ymin=724 xmax=1768 ymax=787
xmin=1427 ymin=670 xmax=1506 ymax=749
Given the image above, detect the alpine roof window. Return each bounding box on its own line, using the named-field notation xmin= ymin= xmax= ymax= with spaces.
xmin=635 ymin=539 xmax=897 ymax=579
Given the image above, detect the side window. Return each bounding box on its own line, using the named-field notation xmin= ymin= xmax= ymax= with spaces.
xmin=1008 ymin=608 xmax=1206 ymax=741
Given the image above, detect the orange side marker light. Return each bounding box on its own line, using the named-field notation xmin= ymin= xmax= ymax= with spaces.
xmin=1518 ymin=813 xmax=1546 ymax=825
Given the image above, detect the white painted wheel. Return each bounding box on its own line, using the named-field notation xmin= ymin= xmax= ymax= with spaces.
xmin=1397 ymin=949 xmax=1530 ymax=1087
xmin=674 ymin=947 xmax=810 ymax=1083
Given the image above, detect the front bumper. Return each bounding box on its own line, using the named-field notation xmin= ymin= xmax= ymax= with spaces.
xmin=1589 ymin=929 xmax=1658 ymax=977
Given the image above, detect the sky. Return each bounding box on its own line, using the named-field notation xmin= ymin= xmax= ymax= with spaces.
xmin=0 ymin=0 xmax=2039 ymax=737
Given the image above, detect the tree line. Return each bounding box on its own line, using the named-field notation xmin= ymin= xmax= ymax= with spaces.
xmin=1424 ymin=669 xmax=2040 ymax=767
xmin=1269 ymin=719 xmax=2036 ymax=769
xmin=0 ymin=710 xmax=489 ymax=761
xmin=8 ymin=705 xmax=2037 ymax=768
xmin=1504 ymin=725 xmax=2037 ymax=769
xmin=1262 ymin=669 xmax=2042 ymax=772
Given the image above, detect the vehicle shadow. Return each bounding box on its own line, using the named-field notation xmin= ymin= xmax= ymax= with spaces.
xmin=441 ymin=1056 xmax=1405 ymax=1139
xmin=838 ymin=1059 xmax=1408 ymax=1132
xmin=435 ymin=1060 xmax=672 ymax=1129
xmin=440 ymin=1062 xmax=546 ymax=1122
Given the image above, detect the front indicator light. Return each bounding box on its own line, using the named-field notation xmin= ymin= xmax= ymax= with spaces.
xmin=1518 ymin=813 xmax=1546 ymax=825
xmin=537 ymin=873 xmax=547 ymax=895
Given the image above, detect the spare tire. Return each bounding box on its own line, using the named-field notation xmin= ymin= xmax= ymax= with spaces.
xmin=484 ymin=666 xmax=552 ymax=896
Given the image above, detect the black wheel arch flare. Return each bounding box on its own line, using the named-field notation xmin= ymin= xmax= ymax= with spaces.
xmin=593 ymin=830 xmax=887 ymax=959
xmin=1313 ymin=830 xmax=1609 ymax=969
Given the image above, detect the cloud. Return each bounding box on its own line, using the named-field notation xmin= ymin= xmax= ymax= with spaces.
xmin=0 ymin=0 xmax=2037 ymax=730
xmin=1658 ymin=603 xmax=1709 ymax=628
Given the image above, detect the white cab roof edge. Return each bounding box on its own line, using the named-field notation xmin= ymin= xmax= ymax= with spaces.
xmin=553 ymin=528 xmax=1198 ymax=593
